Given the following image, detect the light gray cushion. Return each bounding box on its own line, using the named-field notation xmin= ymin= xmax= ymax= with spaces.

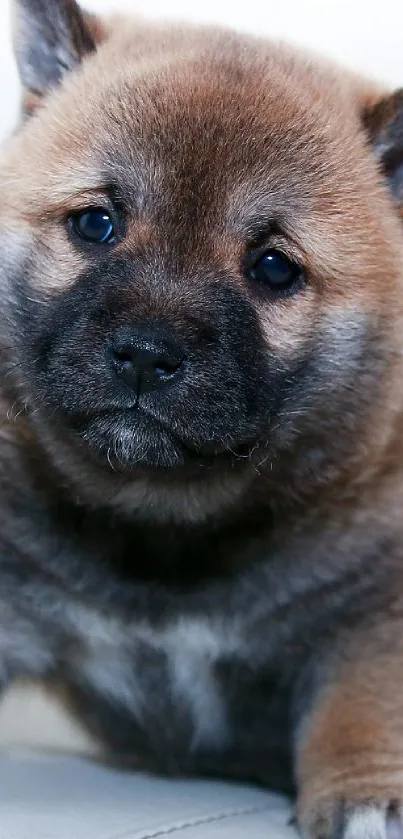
xmin=0 ymin=751 xmax=293 ymax=838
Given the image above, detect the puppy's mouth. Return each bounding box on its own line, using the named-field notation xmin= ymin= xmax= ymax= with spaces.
xmin=72 ymin=406 xmax=254 ymax=474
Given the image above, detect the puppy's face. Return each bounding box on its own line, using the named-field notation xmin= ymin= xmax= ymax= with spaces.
xmin=1 ymin=0 xmax=403 ymax=520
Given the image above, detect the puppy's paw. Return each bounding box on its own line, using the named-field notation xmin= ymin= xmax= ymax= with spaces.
xmin=298 ymin=797 xmax=403 ymax=839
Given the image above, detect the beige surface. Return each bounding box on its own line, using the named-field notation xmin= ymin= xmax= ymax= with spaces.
xmin=0 ymin=682 xmax=96 ymax=754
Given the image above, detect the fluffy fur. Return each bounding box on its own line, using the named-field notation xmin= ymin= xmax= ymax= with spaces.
xmin=1 ymin=1 xmax=403 ymax=836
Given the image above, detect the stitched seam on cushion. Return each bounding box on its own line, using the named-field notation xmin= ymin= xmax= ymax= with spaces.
xmin=108 ymin=803 xmax=274 ymax=839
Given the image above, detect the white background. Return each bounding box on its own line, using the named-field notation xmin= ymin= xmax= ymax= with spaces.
xmin=0 ymin=0 xmax=403 ymax=140
xmin=0 ymin=0 xmax=402 ymax=744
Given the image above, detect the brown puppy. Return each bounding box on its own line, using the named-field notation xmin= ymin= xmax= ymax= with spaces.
xmin=1 ymin=2 xmax=403 ymax=837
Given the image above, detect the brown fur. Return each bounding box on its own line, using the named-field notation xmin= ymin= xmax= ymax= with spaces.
xmin=1 ymin=4 xmax=403 ymax=838
xmin=297 ymin=620 xmax=403 ymax=835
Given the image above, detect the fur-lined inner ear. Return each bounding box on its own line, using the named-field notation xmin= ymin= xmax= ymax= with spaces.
xmin=362 ymin=89 xmax=403 ymax=214
xmin=12 ymin=0 xmax=103 ymax=107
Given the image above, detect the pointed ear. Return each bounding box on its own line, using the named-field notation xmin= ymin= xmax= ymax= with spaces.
xmin=362 ymin=89 xmax=403 ymax=215
xmin=12 ymin=0 xmax=104 ymax=114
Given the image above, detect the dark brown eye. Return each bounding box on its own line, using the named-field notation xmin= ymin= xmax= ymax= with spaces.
xmin=247 ymin=249 xmax=304 ymax=293
xmin=70 ymin=209 xmax=115 ymax=244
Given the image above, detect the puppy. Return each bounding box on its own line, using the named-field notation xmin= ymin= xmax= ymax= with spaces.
xmin=1 ymin=1 xmax=403 ymax=836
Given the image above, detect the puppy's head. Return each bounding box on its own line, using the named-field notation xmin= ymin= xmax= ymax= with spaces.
xmin=1 ymin=0 xmax=403 ymax=521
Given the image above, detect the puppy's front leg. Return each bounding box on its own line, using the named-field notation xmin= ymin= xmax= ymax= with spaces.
xmin=296 ymin=624 xmax=403 ymax=839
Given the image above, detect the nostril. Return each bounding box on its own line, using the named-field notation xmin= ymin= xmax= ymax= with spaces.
xmin=112 ymin=348 xmax=134 ymax=367
xmin=154 ymin=357 xmax=183 ymax=379
xmin=112 ymin=349 xmax=182 ymax=378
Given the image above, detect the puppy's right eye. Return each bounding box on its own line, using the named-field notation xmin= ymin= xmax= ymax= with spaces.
xmin=246 ymin=249 xmax=304 ymax=294
xmin=70 ymin=209 xmax=116 ymax=244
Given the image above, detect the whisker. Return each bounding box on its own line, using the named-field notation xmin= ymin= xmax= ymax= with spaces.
xmin=107 ymin=447 xmax=116 ymax=472
xmin=24 ymin=295 xmax=51 ymax=306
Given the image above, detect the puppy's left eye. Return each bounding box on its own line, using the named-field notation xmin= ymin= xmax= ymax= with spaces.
xmin=70 ymin=209 xmax=116 ymax=244
xmin=247 ymin=249 xmax=304 ymax=293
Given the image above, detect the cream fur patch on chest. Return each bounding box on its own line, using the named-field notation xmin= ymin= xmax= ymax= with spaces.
xmin=69 ymin=608 xmax=244 ymax=751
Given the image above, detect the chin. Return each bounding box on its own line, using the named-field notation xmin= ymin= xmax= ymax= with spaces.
xmin=76 ymin=410 xmax=189 ymax=472
xmin=69 ymin=406 xmax=258 ymax=478
xmin=66 ymin=410 xmax=256 ymax=522
xmin=109 ymin=455 xmax=257 ymax=524
xmin=31 ymin=403 xmax=261 ymax=522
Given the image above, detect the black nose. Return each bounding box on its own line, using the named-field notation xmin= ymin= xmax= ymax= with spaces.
xmin=111 ymin=328 xmax=185 ymax=394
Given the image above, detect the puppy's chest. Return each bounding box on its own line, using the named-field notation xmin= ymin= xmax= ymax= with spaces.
xmin=69 ymin=608 xmax=293 ymax=782
xmin=78 ymin=614 xmax=232 ymax=747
